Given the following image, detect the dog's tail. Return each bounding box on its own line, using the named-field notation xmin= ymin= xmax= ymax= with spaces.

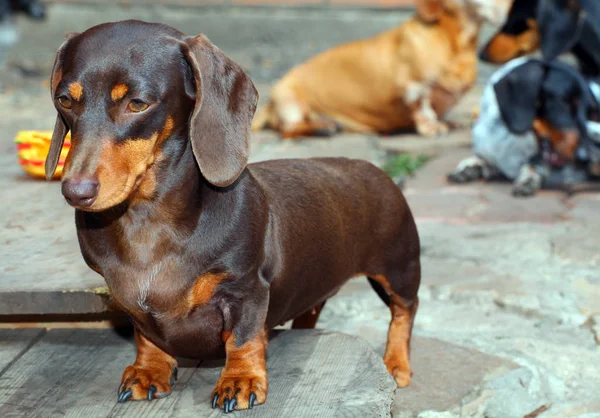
xmin=368 ymin=277 xmax=391 ymax=307
xmin=252 ymin=101 xmax=275 ymax=131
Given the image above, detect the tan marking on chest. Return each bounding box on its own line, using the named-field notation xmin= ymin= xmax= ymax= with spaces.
xmin=69 ymin=82 xmax=83 ymax=101
xmin=189 ymin=273 xmax=227 ymax=307
xmin=171 ymin=272 xmax=228 ymax=318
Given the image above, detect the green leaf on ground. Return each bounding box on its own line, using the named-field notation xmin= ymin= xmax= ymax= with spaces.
xmin=382 ymin=153 xmax=430 ymax=178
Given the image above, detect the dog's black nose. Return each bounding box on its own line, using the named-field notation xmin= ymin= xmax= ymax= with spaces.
xmin=62 ymin=178 xmax=99 ymax=208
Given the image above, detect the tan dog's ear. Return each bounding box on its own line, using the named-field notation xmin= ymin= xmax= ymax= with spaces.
xmin=182 ymin=35 xmax=258 ymax=188
xmin=45 ymin=32 xmax=78 ymax=181
xmin=416 ymin=0 xmax=443 ymax=23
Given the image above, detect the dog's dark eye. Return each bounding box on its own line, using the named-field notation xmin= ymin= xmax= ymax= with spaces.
xmin=57 ymin=96 xmax=72 ymax=110
xmin=128 ymin=99 xmax=149 ymax=113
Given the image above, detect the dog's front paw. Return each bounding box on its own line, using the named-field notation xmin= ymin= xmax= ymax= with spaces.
xmin=447 ymin=165 xmax=482 ymax=183
xmin=211 ymin=374 xmax=267 ymax=413
xmin=386 ymin=365 xmax=412 ymax=388
xmin=512 ymin=166 xmax=542 ymax=197
xmin=512 ymin=181 xmax=538 ymax=197
xmin=118 ymin=365 xmax=177 ymax=403
xmin=415 ymin=117 xmax=449 ymax=137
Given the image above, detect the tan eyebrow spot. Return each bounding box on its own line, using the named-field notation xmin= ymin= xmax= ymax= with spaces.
xmin=68 ymin=82 xmax=83 ymax=101
xmin=111 ymin=83 xmax=129 ymax=102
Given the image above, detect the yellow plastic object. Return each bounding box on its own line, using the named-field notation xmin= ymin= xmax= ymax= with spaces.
xmin=15 ymin=131 xmax=71 ymax=180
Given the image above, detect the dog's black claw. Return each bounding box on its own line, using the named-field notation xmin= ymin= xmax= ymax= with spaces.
xmin=249 ymin=392 xmax=256 ymax=409
xmin=224 ymin=397 xmax=230 ymax=413
xmin=148 ymin=385 xmax=156 ymax=401
xmin=211 ymin=394 xmax=219 ymax=409
xmin=118 ymin=389 xmax=132 ymax=403
xmin=228 ymin=398 xmax=237 ymax=412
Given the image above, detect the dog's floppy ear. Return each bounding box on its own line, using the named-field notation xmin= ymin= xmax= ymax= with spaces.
xmin=416 ymin=0 xmax=443 ymax=23
xmin=494 ymin=61 xmax=545 ymax=134
xmin=45 ymin=32 xmax=78 ymax=181
xmin=182 ymin=34 xmax=258 ymax=188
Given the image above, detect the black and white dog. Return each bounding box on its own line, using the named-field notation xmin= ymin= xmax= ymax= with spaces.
xmin=448 ymin=57 xmax=600 ymax=196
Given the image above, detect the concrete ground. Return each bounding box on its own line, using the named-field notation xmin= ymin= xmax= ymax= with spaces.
xmin=1 ymin=3 xmax=599 ymax=418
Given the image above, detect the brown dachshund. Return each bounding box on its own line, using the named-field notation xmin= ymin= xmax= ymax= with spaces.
xmin=251 ymin=0 xmax=513 ymax=138
xmin=46 ymin=20 xmax=421 ymax=413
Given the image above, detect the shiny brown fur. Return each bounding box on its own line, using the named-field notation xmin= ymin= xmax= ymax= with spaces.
xmin=46 ymin=20 xmax=421 ymax=413
xmin=252 ymin=0 xmax=512 ymax=138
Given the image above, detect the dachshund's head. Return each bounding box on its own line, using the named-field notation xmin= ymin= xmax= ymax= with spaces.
xmin=46 ymin=20 xmax=258 ymax=212
xmin=494 ymin=60 xmax=592 ymax=161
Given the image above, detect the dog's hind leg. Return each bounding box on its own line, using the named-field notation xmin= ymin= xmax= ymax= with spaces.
xmin=405 ymin=82 xmax=449 ymax=137
xmin=369 ymin=273 xmax=419 ymax=388
xmin=447 ymin=155 xmax=499 ymax=183
xmin=366 ymin=209 xmax=421 ymax=387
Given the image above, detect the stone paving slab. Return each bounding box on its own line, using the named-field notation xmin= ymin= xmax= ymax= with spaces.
xmin=323 ymin=220 xmax=600 ymax=417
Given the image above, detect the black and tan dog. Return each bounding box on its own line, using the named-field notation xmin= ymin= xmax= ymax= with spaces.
xmin=448 ymin=58 xmax=600 ymax=196
xmin=46 ymin=20 xmax=421 ymax=413
xmin=480 ymin=0 xmax=600 ymax=76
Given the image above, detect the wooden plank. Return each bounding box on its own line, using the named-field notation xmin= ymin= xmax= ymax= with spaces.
xmin=0 ymin=329 xmax=395 ymax=417
xmin=0 ymin=149 xmax=109 ymax=315
xmin=0 ymin=329 xmax=45 ymax=375
xmin=179 ymin=329 xmax=397 ymax=418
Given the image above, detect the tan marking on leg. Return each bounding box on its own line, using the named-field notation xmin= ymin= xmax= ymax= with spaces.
xmin=212 ymin=328 xmax=268 ymax=411
xmin=68 ymin=82 xmax=83 ymax=101
xmin=119 ymin=330 xmax=177 ymax=401
xmin=369 ymin=274 xmax=418 ymax=388
xmin=111 ymin=83 xmax=129 ymax=101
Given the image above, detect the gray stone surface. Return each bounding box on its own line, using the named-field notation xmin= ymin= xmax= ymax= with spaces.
xmin=0 ymin=3 xmax=501 ymax=87
xmin=320 ymin=221 xmax=600 ymax=417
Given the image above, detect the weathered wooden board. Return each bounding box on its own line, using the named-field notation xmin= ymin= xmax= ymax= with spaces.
xmin=0 ymin=329 xmax=395 ymax=417
xmin=0 ymin=329 xmax=45 ymax=374
xmin=0 ymin=150 xmax=108 ymax=315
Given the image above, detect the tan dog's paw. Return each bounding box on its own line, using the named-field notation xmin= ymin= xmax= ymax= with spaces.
xmin=117 ymin=365 xmax=177 ymax=403
xmin=385 ymin=362 xmax=413 ymax=388
xmin=415 ymin=117 xmax=449 ymax=137
xmin=211 ymin=374 xmax=267 ymax=413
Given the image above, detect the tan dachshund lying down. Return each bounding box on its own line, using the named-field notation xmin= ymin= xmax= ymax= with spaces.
xmin=253 ymin=0 xmax=513 ymax=138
